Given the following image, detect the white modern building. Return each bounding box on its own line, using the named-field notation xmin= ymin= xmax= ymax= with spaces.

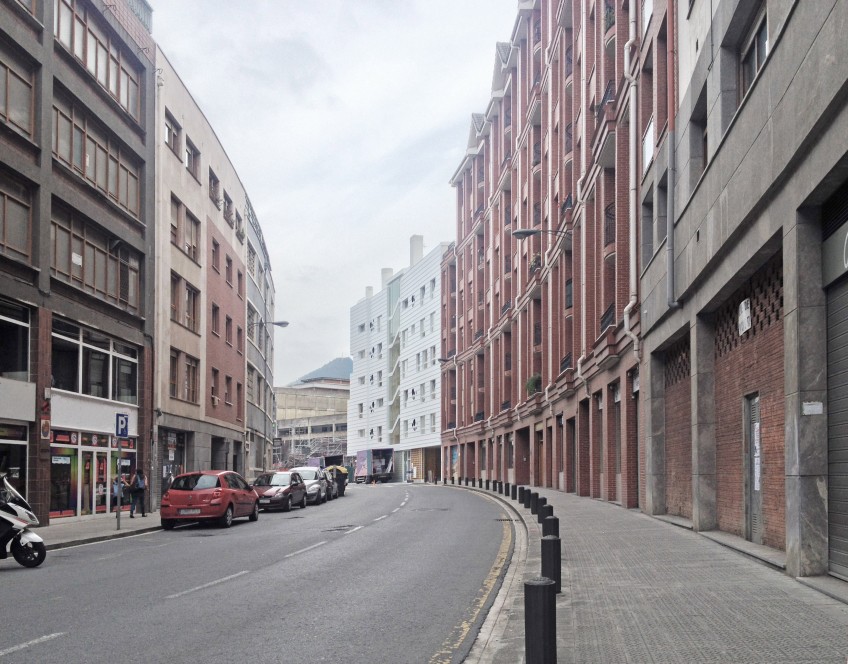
xmin=348 ymin=236 xmax=449 ymax=481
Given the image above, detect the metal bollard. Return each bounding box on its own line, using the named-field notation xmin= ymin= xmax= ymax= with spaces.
xmin=537 ymin=496 xmax=547 ymax=519
xmin=530 ymin=491 xmax=539 ymax=514
xmin=504 ymin=481 xmax=510 ymax=497
xmin=543 ymin=515 xmax=559 ymax=537
xmin=451 ymin=476 xmax=455 ymax=484
xmin=523 ymin=488 xmax=532 ymax=509
xmin=518 ymin=486 xmax=525 ymax=503
xmin=511 ymin=484 xmax=517 ymax=500
xmin=538 ymin=503 xmax=553 ymax=524
xmin=479 ymin=478 xmax=483 ymax=488
xmin=541 ymin=535 xmax=561 ymax=594
xmin=485 ymin=479 xmax=490 ymax=490
xmin=524 ymin=577 xmax=556 ymax=663
xmin=497 ymin=481 xmax=503 ymax=494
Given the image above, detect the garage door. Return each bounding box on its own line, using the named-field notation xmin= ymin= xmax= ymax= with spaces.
xmin=827 ymin=276 xmax=848 ymax=579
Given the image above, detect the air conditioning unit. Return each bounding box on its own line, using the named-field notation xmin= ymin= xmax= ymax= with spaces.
xmin=211 ymin=395 xmax=219 ymax=406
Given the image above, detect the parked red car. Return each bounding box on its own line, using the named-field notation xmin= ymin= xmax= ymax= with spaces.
xmin=160 ymin=470 xmax=259 ymax=530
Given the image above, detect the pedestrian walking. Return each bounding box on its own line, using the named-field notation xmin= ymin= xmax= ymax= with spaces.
xmin=128 ymin=467 xmax=147 ymax=518
xmin=112 ymin=474 xmax=127 ymax=517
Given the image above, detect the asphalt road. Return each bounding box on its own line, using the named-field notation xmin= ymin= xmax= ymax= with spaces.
xmin=0 ymin=483 xmax=513 ymax=664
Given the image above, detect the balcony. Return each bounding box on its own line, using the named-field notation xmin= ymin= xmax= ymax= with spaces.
xmin=474 ymin=329 xmax=484 ymax=341
xmin=565 ymin=46 xmax=573 ymax=78
xmin=532 ymin=142 xmax=541 ymax=167
xmin=533 ymin=321 xmax=542 ymax=346
xmin=533 ymin=202 xmax=542 ymax=226
xmin=560 ymin=352 xmax=573 ymax=373
xmin=501 ymin=400 xmax=511 ymax=411
xmin=565 ymin=123 xmax=573 ymax=154
xmin=501 ymin=299 xmax=511 ymax=315
xmin=474 ymin=411 xmax=485 ymax=422
xmin=595 ymin=80 xmax=616 ymax=126
xmin=604 ymin=0 xmax=615 ymax=32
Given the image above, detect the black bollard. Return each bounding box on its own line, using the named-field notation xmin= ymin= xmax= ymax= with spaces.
xmin=497 ymin=481 xmax=503 ymax=494
xmin=518 ymin=486 xmax=525 ymax=503
xmin=511 ymin=484 xmax=517 ymax=500
xmin=537 ymin=496 xmax=547 ymax=519
xmin=504 ymin=481 xmax=510 ymax=497
xmin=538 ymin=503 xmax=553 ymax=524
xmin=541 ymin=535 xmax=561 ymax=594
xmin=530 ymin=491 xmax=539 ymax=514
xmin=524 ymin=577 xmax=556 ymax=663
xmin=485 ymin=479 xmax=490 ymax=490
xmin=543 ymin=515 xmax=559 ymax=538
xmin=523 ymin=488 xmax=532 ymax=509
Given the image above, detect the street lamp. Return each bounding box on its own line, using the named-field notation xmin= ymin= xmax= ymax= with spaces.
xmin=512 ymin=228 xmax=571 ymax=240
xmin=248 ymin=320 xmax=290 ymax=330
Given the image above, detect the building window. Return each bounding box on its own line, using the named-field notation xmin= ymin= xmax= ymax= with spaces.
xmin=185 ymin=137 xmax=199 ymax=179
xmin=223 ymin=192 xmax=233 ymax=225
xmin=169 ymin=349 xmax=179 ymax=398
xmin=247 ymin=307 xmax=256 ymax=341
xmin=184 ymin=283 xmax=199 ymax=332
xmin=235 ymin=211 xmax=244 ymax=242
xmin=54 ymin=0 xmax=141 ymax=120
xmin=247 ymin=365 xmax=255 ymax=403
xmin=164 ymin=111 xmax=180 ymax=156
xmin=237 ymin=270 xmax=244 ymax=297
xmin=211 ymin=368 xmax=219 ymax=401
xmin=236 ymin=382 xmax=243 ymax=419
xmin=170 ymin=273 xmax=180 ymax=322
xmin=208 ymin=169 xmax=221 ymax=207
xmin=247 ymin=243 xmax=256 ymax=278
xmin=52 ymin=97 xmax=140 ymax=218
xmin=51 ymin=206 xmax=140 ymax=314
xmin=184 ymin=355 xmax=199 ymax=403
xmin=0 ymin=171 xmax=32 ymax=263
xmin=0 ymin=45 xmax=34 ymax=138
xmin=237 ymin=326 xmax=243 ymax=354
xmin=211 ymin=240 xmax=220 ymax=272
xmin=225 ymin=316 xmax=233 ymax=345
xmin=184 ymin=211 xmax=199 ymax=261
xmin=0 ymin=298 xmax=29 ymax=381
xmin=225 ymin=376 xmax=232 ymax=404
xmin=211 ymin=303 xmax=220 ymax=335
xmin=225 ymin=256 xmax=233 ymax=285
xmin=51 ymin=319 xmax=138 ymax=404
xmin=740 ymin=8 xmax=768 ymax=100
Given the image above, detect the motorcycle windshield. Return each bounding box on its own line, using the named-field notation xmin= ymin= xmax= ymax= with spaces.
xmin=1 ymin=476 xmax=30 ymax=511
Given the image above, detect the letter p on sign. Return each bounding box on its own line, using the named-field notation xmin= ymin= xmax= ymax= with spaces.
xmin=116 ymin=413 xmax=129 ymax=437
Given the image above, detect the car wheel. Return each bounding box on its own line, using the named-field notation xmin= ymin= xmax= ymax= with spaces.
xmin=219 ymin=504 xmax=234 ymax=528
xmin=322 ymin=489 xmax=327 ymax=504
xmin=249 ymin=501 xmax=259 ymax=522
xmin=282 ymin=496 xmax=292 ymax=512
xmin=299 ymin=493 xmax=307 ymax=509
xmin=161 ymin=519 xmax=175 ymax=530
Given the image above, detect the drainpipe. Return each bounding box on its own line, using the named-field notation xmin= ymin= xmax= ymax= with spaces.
xmin=666 ymin=0 xmax=681 ymax=309
xmin=574 ymin=0 xmax=589 ymax=396
xmin=622 ymin=0 xmax=640 ymax=359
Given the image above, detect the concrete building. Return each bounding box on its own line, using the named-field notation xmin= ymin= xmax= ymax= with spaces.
xmin=350 ymin=236 xmax=448 ymax=481
xmin=444 ymin=0 xmax=848 ymax=581
xmin=274 ymin=369 xmax=350 ymax=468
xmin=0 ymin=0 xmax=156 ymax=522
xmin=153 ymin=45 xmax=252 ymax=487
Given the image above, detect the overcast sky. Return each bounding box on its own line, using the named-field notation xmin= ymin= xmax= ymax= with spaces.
xmin=151 ymin=0 xmax=518 ymax=385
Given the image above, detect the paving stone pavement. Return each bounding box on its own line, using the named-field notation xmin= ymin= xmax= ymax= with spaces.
xmin=465 ymin=483 xmax=848 ymax=664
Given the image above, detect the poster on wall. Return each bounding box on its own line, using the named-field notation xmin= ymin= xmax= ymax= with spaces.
xmin=40 ymin=418 xmax=50 ymax=440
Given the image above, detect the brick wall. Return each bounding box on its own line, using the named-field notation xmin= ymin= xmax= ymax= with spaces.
xmin=664 ymin=334 xmax=692 ymax=519
xmin=714 ymin=254 xmax=785 ymax=549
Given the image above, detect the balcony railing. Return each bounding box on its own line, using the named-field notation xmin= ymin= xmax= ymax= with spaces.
xmin=560 ymin=352 xmax=573 ymax=372
xmin=532 ymin=142 xmax=541 ymax=166
xmin=501 ymin=400 xmax=511 ymax=411
xmin=474 ymin=411 xmax=485 ymax=422
xmin=565 ymin=47 xmax=573 ymax=77
xmin=533 ymin=202 xmax=542 ymax=226
xmin=604 ymin=203 xmax=616 ymax=246
xmin=501 ymin=299 xmax=511 ymax=314
xmin=447 ymin=421 xmax=456 ymax=430
xmin=600 ymin=303 xmax=615 ymax=330
xmin=534 ymin=321 xmax=542 ymax=346
xmin=565 ymin=123 xmax=573 ymax=153
xmin=533 ymin=19 xmax=542 ymax=44
xmin=595 ymin=80 xmax=616 ymax=124
xmin=474 ymin=329 xmax=484 ymax=341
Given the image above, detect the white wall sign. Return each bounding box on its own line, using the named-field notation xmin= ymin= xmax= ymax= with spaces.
xmin=738 ymin=299 xmax=752 ymax=335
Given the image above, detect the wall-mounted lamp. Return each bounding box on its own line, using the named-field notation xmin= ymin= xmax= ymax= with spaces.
xmin=248 ymin=320 xmax=290 ymax=330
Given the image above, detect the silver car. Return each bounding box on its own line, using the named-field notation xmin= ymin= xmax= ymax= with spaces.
xmin=290 ymin=466 xmax=329 ymax=505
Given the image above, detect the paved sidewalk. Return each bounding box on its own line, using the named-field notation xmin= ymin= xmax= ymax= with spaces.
xmin=35 ymin=510 xmax=161 ymax=550
xmin=465 ymin=483 xmax=848 ymax=663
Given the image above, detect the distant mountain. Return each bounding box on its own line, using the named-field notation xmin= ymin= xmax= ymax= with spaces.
xmin=293 ymin=357 xmax=353 ymax=384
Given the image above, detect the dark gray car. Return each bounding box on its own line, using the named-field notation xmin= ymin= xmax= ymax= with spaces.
xmin=251 ymin=471 xmax=307 ymax=511
xmin=290 ymin=466 xmax=328 ymax=504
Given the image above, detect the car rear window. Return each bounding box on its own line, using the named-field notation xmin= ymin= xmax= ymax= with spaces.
xmin=299 ymin=469 xmax=319 ymax=480
xmin=170 ymin=474 xmax=221 ymax=490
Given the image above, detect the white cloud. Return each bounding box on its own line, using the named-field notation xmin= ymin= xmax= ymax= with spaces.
xmin=151 ymin=0 xmax=518 ymax=383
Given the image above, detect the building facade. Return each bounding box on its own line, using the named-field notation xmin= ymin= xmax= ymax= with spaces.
xmin=153 ymin=45 xmax=251 ymax=494
xmin=0 ymin=0 xmax=156 ymax=522
xmin=350 ymin=236 xmax=448 ymax=481
xmin=443 ymin=0 xmax=848 ymax=581
xmin=274 ymin=378 xmax=349 ymax=468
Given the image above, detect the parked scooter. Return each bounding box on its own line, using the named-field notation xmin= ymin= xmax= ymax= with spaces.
xmin=0 ymin=474 xmax=46 ymax=567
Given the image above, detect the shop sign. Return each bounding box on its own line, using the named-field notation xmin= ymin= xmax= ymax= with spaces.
xmin=0 ymin=423 xmax=28 ymax=441
xmin=53 ymin=430 xmax=72 ymax=444
xmin=51 ymin=456 xmax=71 ymax=464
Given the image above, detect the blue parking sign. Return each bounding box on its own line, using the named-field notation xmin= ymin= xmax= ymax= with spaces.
xmin=116 ymin=413 xmax=129 ymax=437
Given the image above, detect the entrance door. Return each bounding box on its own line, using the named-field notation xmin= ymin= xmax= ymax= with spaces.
xmin=746 ymin=395 xmax=763 ymax=545
xmin=827 ymin=276 xmax=848 ymax=578
xmin=94 ymin=451 xmax=108 ymax=514
xmin=614 ymin=385 xmax=622 ymax=503
xmin=80 ymin=450 xmax=93 ymax=516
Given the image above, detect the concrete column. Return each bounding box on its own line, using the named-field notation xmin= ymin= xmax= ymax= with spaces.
xmin=645 ymin=352 xmax=666 ymax=515
xmin=691 ymin=315 xmax=716 ymax=531
xmin=784 ymin=212 xmax=828 ymax=577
